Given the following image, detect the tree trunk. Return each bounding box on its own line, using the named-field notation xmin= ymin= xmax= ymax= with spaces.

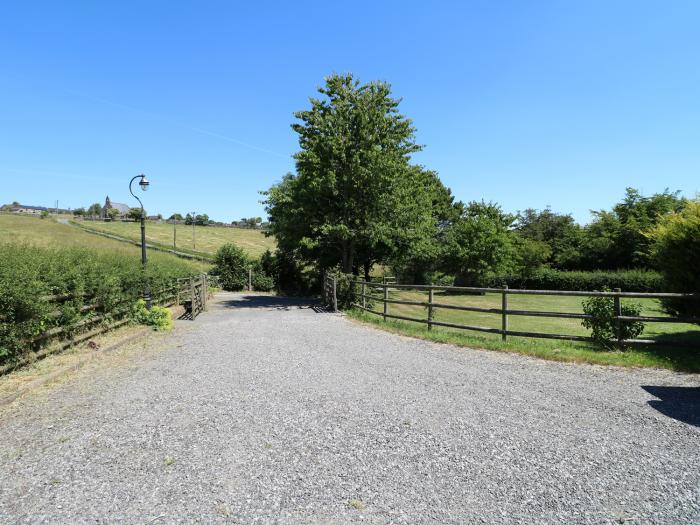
xmin=363 ymin=261 xmax=371 ymax=281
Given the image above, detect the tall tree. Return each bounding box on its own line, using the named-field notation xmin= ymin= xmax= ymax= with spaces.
xmin=263 ymin=73 xmax=434 ymax=274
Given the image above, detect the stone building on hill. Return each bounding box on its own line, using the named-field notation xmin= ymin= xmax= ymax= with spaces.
xmin=101 ymin=196 xmax=130 ymax=219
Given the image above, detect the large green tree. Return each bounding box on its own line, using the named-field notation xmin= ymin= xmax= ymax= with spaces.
xmin=262 ymin=73 xmax=435 ymax=275
xmin=442 ymin=201 xmax=517 ymax=286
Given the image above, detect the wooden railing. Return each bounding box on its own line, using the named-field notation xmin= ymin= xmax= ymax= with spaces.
xmin=350 ymin=281 xmax=700 ymax=348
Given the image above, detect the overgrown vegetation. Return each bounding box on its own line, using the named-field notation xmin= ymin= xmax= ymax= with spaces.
xmin=0 ymin=242 xmax=194 ymax=365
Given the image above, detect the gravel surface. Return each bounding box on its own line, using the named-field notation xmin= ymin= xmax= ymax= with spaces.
xmin=0 ymin=292 xmax=698 ymax=524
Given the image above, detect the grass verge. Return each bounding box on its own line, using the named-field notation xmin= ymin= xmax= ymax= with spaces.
xmin=347 ymin=309 xmax=700 ymax=373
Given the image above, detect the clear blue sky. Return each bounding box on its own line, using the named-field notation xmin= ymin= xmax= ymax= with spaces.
xmin=1 ymin=1 xmax=698 ymax=223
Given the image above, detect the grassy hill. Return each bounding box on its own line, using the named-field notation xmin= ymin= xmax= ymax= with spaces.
xmin=77 ymin=219 xmax=275 ymax=258
xmin=0 ymin=214 xmax=211 ymax=271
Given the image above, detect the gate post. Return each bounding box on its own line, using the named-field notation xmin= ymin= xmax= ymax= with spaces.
xmin=501 ymin=285 xmax=508 ymax=341
xmin=428 ymin=287 xmax=434 ymax=331
xmin=361 ymin=282 xmax=366 ymax=309
xmin=613 ymin=288 xmax=622 ymax=346
xmin=332 ymin=276 xmax=338 ymax=312
xmin=383 ymin=285 xmax=388 ymax=322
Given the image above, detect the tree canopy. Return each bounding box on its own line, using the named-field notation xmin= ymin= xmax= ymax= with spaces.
xmin=263 ymin=73 xmax=435 ymax=275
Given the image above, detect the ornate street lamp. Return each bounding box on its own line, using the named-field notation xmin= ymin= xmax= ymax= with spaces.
xmin=129 ymin=174 xmax=151 ymax=309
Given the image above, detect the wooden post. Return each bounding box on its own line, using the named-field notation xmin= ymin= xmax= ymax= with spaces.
xmin=202 ymin=274 xmax=207 ymax=310
xmin=501 ymin=285 xmax=508 ymax=341
xmin=332 ymin=276 xmax=338 ymax=312
xmin=383 ymin=285 xmax=388 ymax=322
xmin=173 ymin=222 xmax=176 ymax=249
xmin=428 ymin=287 xmax=434 ymax=331
xmin=361 ymin=282 xmax=366 ymax=309
xmin=614 ymin=287 xmax=622 ymax=346
xmin=248 ymin=267 xmax=252 ymax=291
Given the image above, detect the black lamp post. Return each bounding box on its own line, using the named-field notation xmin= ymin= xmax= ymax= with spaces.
xmin=129 ymin=174 xmax=151 ymax=309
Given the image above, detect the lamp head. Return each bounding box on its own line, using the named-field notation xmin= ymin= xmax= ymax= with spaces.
xmin=139 ymin=175 xmax=150 ymax=192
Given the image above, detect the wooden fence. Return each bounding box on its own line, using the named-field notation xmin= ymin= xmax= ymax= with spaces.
xmin=333 ymin=277 xmax=699 ymax=348
xmin=1 ymin=273 xmax=215 ymax=375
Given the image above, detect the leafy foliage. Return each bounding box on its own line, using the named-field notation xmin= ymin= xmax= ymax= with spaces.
xmin=262 ymin=73 xmax=435 ymax=275
xmin=648 ymin=199 xmax=700 ymax=318
xmin=442 ymin=201 xmax=516 ymax=286
xmin=582 ymin=294 xmax=645 ymax=349
xmin=132 ymin=299 xmax=173 ymax=331
xmin=212 ymin=243 xmax=250 ymax=291
xmin=483 ymin=268 xmax=664 ymax=292
xmin=0 ymin=243 xmax=194 ymax=365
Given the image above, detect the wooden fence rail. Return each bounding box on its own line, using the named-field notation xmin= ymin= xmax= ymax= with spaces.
xmin=348 ymin=280 xmax=700 ymax=348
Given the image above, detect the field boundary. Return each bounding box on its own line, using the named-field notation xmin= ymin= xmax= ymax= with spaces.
xmin=68 ymin=221 xmax=214 ymax=261
xmin=322 ymin=276 xmax=700 ymax=349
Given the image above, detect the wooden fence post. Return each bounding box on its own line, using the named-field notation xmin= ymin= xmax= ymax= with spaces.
xmin=248 ymin=267 xmax=252 ymax=292
xmin=383 ymin=285 xmax=388 ymax=322
xmin=361 ymin=282 xmax=366 ymax=309
xmin=332 ymin=276 xmax=338 ymax=312
xmin=203 ymin=274 xmax=207 ymax=310
xmin=501 ymin=285 xmax=508 ymax=341
xmin=614 ymin=287 xmax=622 ymax=346
xmin=428 ymin=287 xmax=434 ymax=331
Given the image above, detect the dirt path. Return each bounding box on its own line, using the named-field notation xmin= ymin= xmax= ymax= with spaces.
xmin=0 ymin=292 xmax=698 ymax=524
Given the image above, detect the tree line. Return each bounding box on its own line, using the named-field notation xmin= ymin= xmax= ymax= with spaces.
xmin=259 ymin=73 xmax=698 ymax=315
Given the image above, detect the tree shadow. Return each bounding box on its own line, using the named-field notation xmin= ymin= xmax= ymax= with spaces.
xmin=642 ymin=385 xmax=700 ymax=427
xmin=218 ymin=294 xmax=323 ymax=311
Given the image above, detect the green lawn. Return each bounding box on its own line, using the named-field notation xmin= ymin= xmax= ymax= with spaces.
xmin=349 ymin=287 xmax=700 ymax=372
xmin=77 ymin=219 xmax=275 ymax=258
xmin=0 ymin=214 xmax=210 ymax=272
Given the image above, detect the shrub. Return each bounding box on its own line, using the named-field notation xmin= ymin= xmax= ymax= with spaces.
xmin=212 ymin=243 xmax=249 ymax=291
xmin=581 ymin=294 xmax=645 ymax=349
xmin=251 ymin=270 xmax=274 ymax=292
xmin=483 ymin=268 xmax=664 ymax=292
xmin=648 ymin=200 xmax=700 ymax=318
xmin=132 ymin=299 xmax=173 ymax=331
xmin=325 ymin=272 xmax=357 ymax=309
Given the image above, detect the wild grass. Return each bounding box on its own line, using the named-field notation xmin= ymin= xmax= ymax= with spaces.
xmin=348 ymin=288 xmax=700 ymax=372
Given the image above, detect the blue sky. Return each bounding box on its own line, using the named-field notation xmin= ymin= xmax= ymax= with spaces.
xmin=1 ymin=1 xmax=698 ymax=223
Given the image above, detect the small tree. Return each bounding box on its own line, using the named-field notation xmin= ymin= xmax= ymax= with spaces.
xmin=648 ymin=200 xmax=700 ymax=318
xmin=87 ymin=203 xmax=102 ymax=219
xmin=73 ymin=207 xmax=86 ymax=217
xmin=127 ymin=208 xmax=143 ymax=221
xmin=107 ymin=208 xmax=120 ymax=221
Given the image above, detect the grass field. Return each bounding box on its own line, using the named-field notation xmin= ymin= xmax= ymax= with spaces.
xmin=77 ymin=219 xmax=275 ymax=258
xmin=0 ymin=214 xmax=211 ymax=271
xmin=349 ymin=287 xmax=700 ymax=372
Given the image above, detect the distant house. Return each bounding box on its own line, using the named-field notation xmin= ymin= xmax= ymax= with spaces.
xmin=5 ymin=204 xmax=71 ymax=215
xmin=101 ymin=196 xmax=130 ymax=219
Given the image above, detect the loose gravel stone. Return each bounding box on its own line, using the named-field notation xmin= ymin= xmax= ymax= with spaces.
xmin=0 ymin=292 xmax=698 ymax=524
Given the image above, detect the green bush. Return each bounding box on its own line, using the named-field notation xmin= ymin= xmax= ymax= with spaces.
xmin=251 ymin=271 xmax=274 ymax=292
xmin=132 ymin=299 xmax=173 ymax=331
xmin=0 ymin=243 xmax=194 ymax=365
xmin=483 ymin=268 xmax=664 ymax=292
xmin=581 ymin=294 xmax=645 ymax=349
xmin=212 ymin=243 xmax=249 ymax=291
xmin=648 ymin=200 xmax=700 ymax=318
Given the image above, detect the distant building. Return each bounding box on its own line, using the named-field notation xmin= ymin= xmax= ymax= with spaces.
xmin=101 ymin=196 xmax=130 ymax=219
xmin=5 ymin=204 xmax=71 ymax=215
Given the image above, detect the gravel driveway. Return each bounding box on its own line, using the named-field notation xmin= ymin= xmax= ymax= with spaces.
xmin=0 ymin=292 xmax=698 ymax=524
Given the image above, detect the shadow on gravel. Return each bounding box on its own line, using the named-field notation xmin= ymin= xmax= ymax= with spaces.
xmin=220 ymin=294 xmax=323 ymax=311
xmin=642 ymin=385 xmax=700 ymax=427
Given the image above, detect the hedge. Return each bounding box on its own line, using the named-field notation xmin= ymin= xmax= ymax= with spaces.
xmin=0 ymin=243 xmax=196 ymax=366
xmin=481 ymin=268 xmax=665 ymax=292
